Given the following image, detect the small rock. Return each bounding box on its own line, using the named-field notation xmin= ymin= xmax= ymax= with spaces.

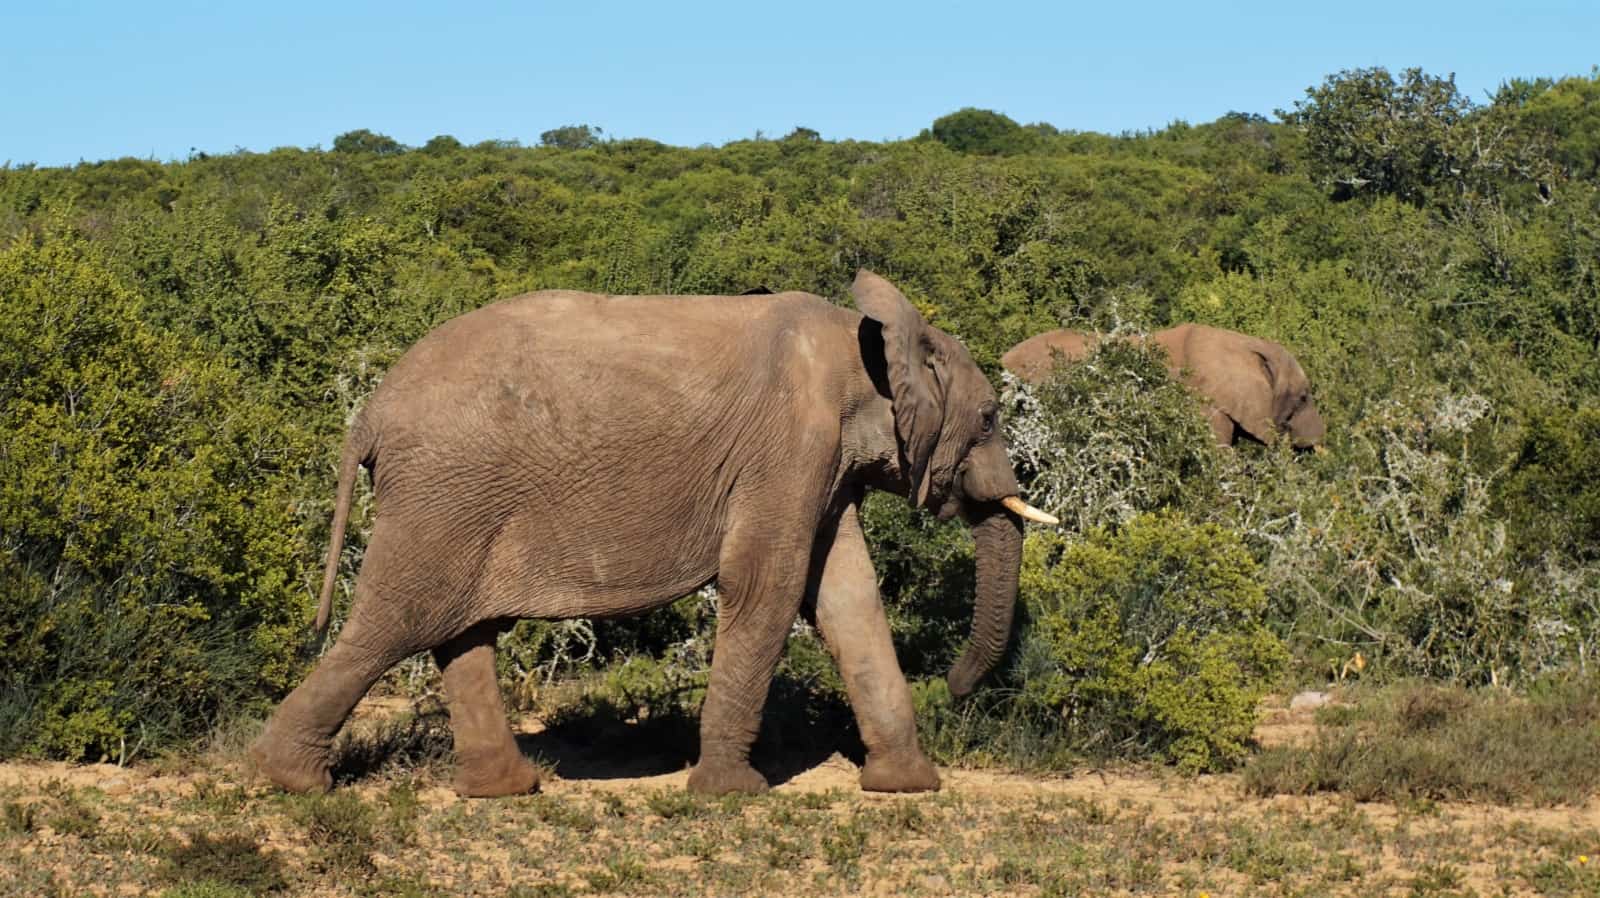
xmin=1289 ymin=690 xmax=1331 ymax=711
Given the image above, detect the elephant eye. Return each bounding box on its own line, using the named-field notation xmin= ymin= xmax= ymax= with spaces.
xmin=980 ymin=407 xmax=998 ymax=436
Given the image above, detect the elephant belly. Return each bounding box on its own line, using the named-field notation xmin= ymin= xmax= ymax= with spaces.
xmin=474 ymin=507 xmax=723 ymax=621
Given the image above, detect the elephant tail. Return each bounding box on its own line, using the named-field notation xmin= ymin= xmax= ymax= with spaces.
xmin=315 ymin=409 xmax=376 ymax=635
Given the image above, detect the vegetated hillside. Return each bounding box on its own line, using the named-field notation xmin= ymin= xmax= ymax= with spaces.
xmin=2 ymin=67 xmax=1597 ymax=767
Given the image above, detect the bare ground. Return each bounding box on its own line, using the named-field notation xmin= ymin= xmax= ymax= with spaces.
xmin=2 ymin=694 xmax=1598 ymax=897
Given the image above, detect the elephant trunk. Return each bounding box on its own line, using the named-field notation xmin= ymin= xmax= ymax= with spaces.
xmin=1289 ymin=404 xmax=1326 ymax=448
xmin=948 ymin=507 xmax=1024 ymax=698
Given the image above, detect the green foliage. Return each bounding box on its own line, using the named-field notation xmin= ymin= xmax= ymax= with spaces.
xmin=540 ymin=124 xmax=603 ymax=150
xmin=1 ymin=65 xmax=1597 ymax=765
xmin=157 ymin=830 xmax=287 ymax=895
xmin=1499 ymin=69 xmax=1600 ymax=182
xmin=1015 ymin=513 xmax=1286 ymax=771
xmin=915 ymin=512 xmax=1285 ymax=773
xmin=1233 ymin=387 xmax=1600 ymax=684
xmin=1286 ymin=67 xmax=1474 ymax=205
xmin=0 ymin=227 xmax=314 ymax=760
xmin=1497 ymin=405 xmax=1600 ymax=563
xmin=927 ymin=108 xmax=1039 ymax=156
xmin=331 ymin=129 xmax=406 ymax=156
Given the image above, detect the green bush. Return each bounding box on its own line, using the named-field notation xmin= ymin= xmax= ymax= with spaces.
xmin=1497 ymin=405 xmax=1600 ymax=564
xmin=919 ymin=512 xmax=1286 ymax=773
xmin=1017 ymin=512 xmax=1286 ymax=771
xmin=0 ymin=227 xmax=314 ymax=759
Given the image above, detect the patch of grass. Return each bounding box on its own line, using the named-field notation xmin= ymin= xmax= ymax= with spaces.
xmin=526 ymin=795 xmax=598 ymax=832
xmin=184 ymin=777 xmax=251 ymax=816
xmin=506 ymin=883 xmax=575 ymax=898
xmin=585 ymin=853 xmax=653 ymax=893
xmin=2 ymin=800 xmax=37 ymax=834
xmin=381 ymin=779 xmax=422 ymax=843
xmin=595 ymin=791 xmax=627 ymax=818
xmin=157 ymin=884 xmax=259 ymax=898
xmin=1245 ymin=678 xmax=1600 ymax=805
xmin=644 ymin=789 xmax=707 ymax=820
xmin=158 ymin=830 xmax=286 ymax=895
xmin=285 ymin=791 xmax=378 ymax=876
xmin=41 ymin=787 xmax=100 ymax=838
xmin=821 ymin=817 xmax=868 ymax=872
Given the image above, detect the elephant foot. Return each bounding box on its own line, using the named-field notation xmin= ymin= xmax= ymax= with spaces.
xmin=860 ymin=750 xmax=941 ymax=793
xmin=686 ymin=759 xmax=769 ymax=795
xmin=453 ymin=749 xmax=541 ymax=798
xmin=248 ymin=734 xmax=333 ymax=794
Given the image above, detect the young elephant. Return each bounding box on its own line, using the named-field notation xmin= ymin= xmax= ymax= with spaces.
xmin=1001 ymin=324 xmax=1325 ymax=448
xmin=251 ymin=271 xmax=1056 ymax=798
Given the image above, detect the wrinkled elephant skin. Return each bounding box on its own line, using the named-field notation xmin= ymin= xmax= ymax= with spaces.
xmin=251 ymin=271 xmax=1051 ymax=799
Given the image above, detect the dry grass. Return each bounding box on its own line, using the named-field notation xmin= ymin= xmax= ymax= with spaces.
xmin=6 ymin=684 xmax=1600 ymax=897
xmin=2 ymin=753 xmax=1598 ymax=896
xmin=1245 ymin=678 xmax=1600 ymax=806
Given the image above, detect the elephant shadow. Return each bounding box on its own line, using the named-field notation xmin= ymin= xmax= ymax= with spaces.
xmin=515 ymin=702 xmax=863 ymax=787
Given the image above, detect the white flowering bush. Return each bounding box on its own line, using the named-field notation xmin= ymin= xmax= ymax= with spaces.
xmin=1002 ymin=337 xmax=1218 ymax=533
xmin=1223 ymin=388 xmax=1600 ymax=684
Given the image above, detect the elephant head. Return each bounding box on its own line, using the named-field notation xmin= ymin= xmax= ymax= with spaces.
xmin=1151 ymin=324 xmax=1325 ymax=448
xmin=851 ymin=271 xmax=1055 ymax=697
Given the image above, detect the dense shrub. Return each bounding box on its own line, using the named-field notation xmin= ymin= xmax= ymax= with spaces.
xmin=919 ymin=512 xmax=1286 ymax=772
xmin=1225 ymin=388 xmax=1600 ymax=685
xmin=0 ymin=228 xmax=314 ymax=759
xmin=1017 ymin=513 xmax=1285 ymax=771
xmin=1002 ymin=337 xmax=1218 ymax=533
xmin=1497 ymin=405 xmax=1600 ymax=564
xmin=1 ymin=63 xmax=1597 ymax=763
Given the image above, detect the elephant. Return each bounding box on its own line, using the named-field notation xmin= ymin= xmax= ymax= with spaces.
xmin=250 ymin=270 xmax=1057 ymax=799
xmin=1001 ymin=323 xmax=1326 ymax=448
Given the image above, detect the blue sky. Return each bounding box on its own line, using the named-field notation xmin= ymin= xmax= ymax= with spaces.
xmin=3 ymin=0 xmax=1595 ymax=167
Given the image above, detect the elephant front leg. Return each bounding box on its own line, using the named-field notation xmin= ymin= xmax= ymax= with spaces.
xmin=809 ymin=504 xmax=940 ymax=793
xmin=687 ymin=512 xmax=814 ymax=796
xmin=432 ymin=622 xmax=540 ymax=798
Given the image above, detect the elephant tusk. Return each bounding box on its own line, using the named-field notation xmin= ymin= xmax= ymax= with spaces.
xmin=1001 ymin=496 xmax=1059 ymax=526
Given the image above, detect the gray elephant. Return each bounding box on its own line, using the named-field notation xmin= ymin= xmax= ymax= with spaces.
xmin=1001 ymin=324 xmax=1326 ymax=448
xmin=251 ymin=270 xmax=1055 ymax=799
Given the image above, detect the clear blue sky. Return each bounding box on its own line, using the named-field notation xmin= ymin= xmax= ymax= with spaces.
xmin=3 ymin=0 xmax=1595 ymax=168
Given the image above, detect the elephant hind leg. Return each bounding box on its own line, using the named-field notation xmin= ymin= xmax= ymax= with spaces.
xmin=250 ymin=561 xmax=444 ymax=792
xmin=250 ymin=625 xmax=414 ymax=793
xmin=432 ymin=622 xmax=539 ymax=798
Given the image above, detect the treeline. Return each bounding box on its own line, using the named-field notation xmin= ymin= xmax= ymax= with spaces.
xmin=2 ymin=67 xmax=1597 ymax=767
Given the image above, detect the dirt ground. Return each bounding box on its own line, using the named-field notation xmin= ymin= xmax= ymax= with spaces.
xmin=2 ymin=695 xmax=1597 ymax=897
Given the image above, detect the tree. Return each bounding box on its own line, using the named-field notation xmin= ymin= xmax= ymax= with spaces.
xmin=421 ymin=134 xmax=463 ymax=154
xmin=331 ymin=129 xmax=406 ymax=156
xmin=540 ymin=124 xmax=603 ymax=150
xmin=927 ymin=108 xmax=1037 ymax=156
xmin=1283 ymin=67 xmax=1473 ymax=204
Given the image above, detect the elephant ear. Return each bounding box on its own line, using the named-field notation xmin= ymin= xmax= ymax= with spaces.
xmin=852 ymin=270 xmax=946 ymax=506
xmin=1207 ymin=347 xmax=1279 ymax=444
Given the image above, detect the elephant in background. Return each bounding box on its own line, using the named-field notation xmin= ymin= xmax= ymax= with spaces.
xmin=1002 ymin=323 xmax=1326 ymax=448
xmin=251 ymin=271 xmax=1056 ymax=799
